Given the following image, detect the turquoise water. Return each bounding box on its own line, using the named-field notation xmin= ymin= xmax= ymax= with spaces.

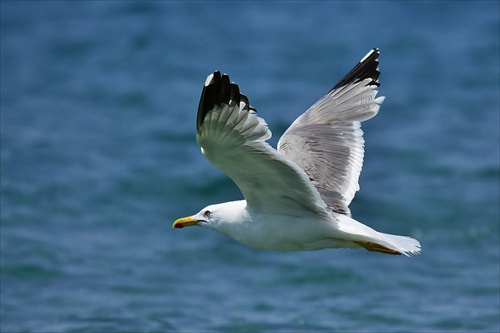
xmin=1 ymin=1 xmax=499 ymax=332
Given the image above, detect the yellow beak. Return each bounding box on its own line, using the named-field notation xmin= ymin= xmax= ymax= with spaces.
xmin=173 ymin=216 xmax=199 ymax=229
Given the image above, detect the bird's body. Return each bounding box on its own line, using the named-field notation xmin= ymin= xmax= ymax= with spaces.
xmin=195 ymin=200 xmax=338 ymax=252
xmin=186 ymin=200 xmax=418 ymax=255
xmin=174 ymin=48 xmax=421 ymax=256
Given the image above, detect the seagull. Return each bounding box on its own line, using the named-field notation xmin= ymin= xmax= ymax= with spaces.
xmin=173 ymin=48 xmax=421 ymax=256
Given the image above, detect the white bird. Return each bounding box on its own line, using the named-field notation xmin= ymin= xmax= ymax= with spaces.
xmin=173 ymin=48 xmax=421 ymax=256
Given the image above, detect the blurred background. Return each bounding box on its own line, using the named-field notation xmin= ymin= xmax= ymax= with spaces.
xmin=1 ymin=1 xmax=498 ymax=332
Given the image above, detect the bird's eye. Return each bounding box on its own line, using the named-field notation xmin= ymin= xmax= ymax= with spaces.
xmin=204 ymin=210 xmax=211 ymax=217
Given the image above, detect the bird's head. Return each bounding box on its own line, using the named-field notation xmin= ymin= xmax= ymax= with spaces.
xmin=173 ymin=206 xmax=215 ymax=229
xmin=172 ymin=200 xmax=248 ymax=230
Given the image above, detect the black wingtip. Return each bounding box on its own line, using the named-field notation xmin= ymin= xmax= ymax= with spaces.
xmin=330 ymin=48 xmax=381 ymax=91
xmin=197 ymin=71 xmax=249 ymax=134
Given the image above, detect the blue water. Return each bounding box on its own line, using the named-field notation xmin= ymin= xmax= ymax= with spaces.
xmin=1 ymin=1 xmax=499 ymax=332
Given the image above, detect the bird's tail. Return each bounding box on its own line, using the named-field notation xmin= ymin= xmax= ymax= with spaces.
xmin=336 ymin=214 xmax=421 ymax=256
xmin=355 ymin=233 xmax=421 ymax=256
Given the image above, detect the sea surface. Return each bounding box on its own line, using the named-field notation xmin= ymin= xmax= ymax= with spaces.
xmin=1 ymin=1 xmax=499 ymax=332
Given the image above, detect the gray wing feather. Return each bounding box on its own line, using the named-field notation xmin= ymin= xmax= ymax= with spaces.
xmin=278 ymin=49 xmax=385 ymax=216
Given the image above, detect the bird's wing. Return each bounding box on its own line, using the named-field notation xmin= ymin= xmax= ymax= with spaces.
xmin=196 ymin=71 xmax=328 ymax=217
xmin=278 ymin=48 xmax=385 ymax=216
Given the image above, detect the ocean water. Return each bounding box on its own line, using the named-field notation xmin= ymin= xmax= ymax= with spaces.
xmin=1 ymin=1 xmax=499 ymax=332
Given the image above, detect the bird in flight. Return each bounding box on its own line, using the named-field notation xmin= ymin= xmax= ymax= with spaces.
xmin=173 ymin=48 xmax=421 ymax=256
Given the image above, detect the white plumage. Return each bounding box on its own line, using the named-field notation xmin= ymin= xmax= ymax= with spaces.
xmin=174 ymin=48 xmax=421 ymax=256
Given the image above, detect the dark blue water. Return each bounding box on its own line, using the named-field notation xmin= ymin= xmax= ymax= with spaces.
xmin=1 ymin=1 xmax=499 ymax=332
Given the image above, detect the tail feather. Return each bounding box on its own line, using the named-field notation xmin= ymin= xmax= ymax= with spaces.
xmin=378 ymin=232 xmax=421 ymax=256
xmin=336 ymin=214 xmax=421 ymax=256
xmin=355 ymin=234 xmax=421 ymax=256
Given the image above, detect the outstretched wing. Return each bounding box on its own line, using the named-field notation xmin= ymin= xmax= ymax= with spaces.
xmin=196 ymin=71 xmax=328 ymax=217
xmin=278 ymin=48 xmax=385 ymax=216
